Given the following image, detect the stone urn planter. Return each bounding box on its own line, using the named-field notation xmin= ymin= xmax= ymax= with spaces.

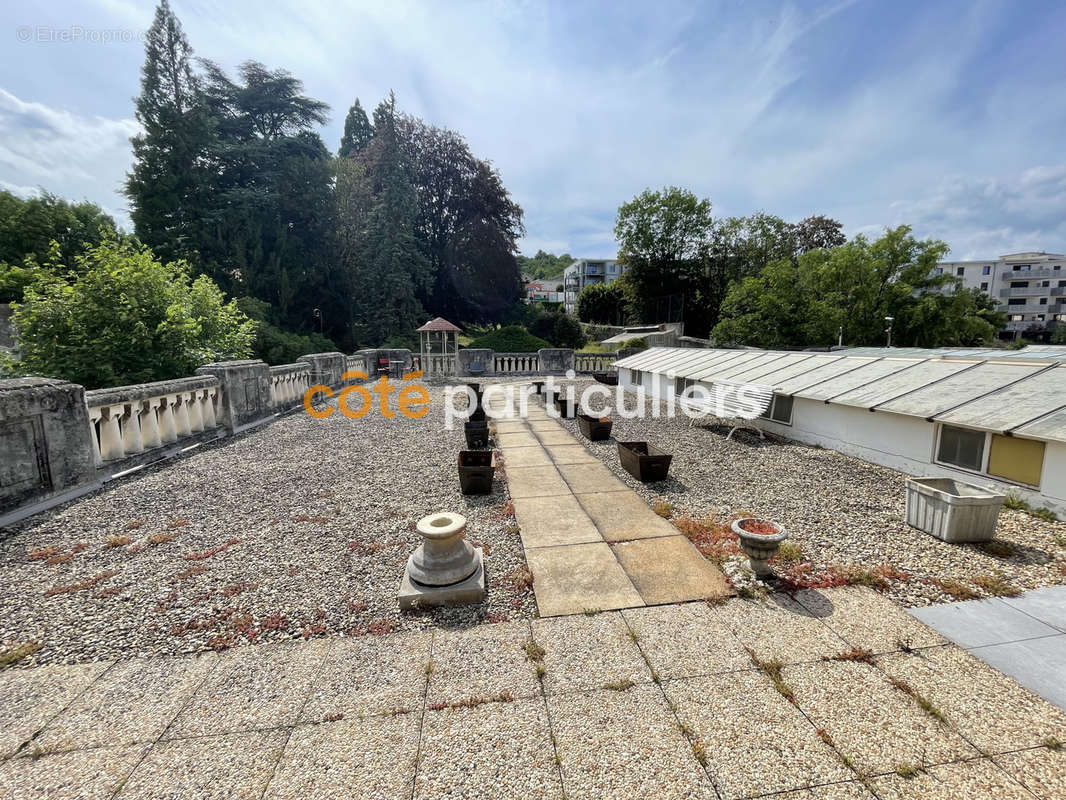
xmin=905 ymin=477 xmax=1005 ymax=543
xmin=458 ymin=450 xmax=495 ymax=494
xmin=592 ymin=371 xmax=618 ymax=386
xmin=554 ymin=395 xmax=577 ymax=419
xmin=731 ymin=518 xmax=788 ymax=577
xmin=617 ymin=441 xmax=673 ymax=482
xmin=577 ymin=413 xmax=613 ymax=441
xmin=399 ymin=512 xmax=486 ymax=609
xmin=464 ymin=421 xmax=490 ymax=449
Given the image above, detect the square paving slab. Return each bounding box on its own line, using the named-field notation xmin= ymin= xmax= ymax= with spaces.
xmin=876 ymin=646 xmax=1066 ymax=752
xmin=556 ymin=461 xmax=627 ymax=494
xmin=870 ymin=758 xmax=1035 ymax=800
xmin=498 ymin=446 xmax=554 ymax=468
xmin=1000 ymin=585 xmax=1066 ymax=632
xmin=995 ymin=746 xmax=1066 ymax=800
xmin=611 ymin=536 xmax=731 ymax=605
xmin=415 ymin=699 xmax=563 ymax=800
xmin=664 ymin=672 xmax=852 ymax=799
xmin=793 ymin=587 xmax=947 ymax=654
xmin=544 ymin=444 xmax=599 ymax=464
xmin=512 ymin=494 xmax=603 ymax=548
xmin=772 ymin=784 xmax=874 ymax=800
xmin=0 ymin=660 xmax=112 ymax=758
xmin=492 ymin=420 xmax=530 ymax=434
xmin=535 ymin=429 xmax=578 ymax=446
xmin=621 ymin=603 xmax=750 ymax=679
xmin=263 ymin=715 xmax=420 ymax=800
xmin=505 ymin=465 xmax=571 ymax=499
xmin=496 ymin=431 xmax=540 ymax=449
xmin=118 ymin=730 xmax=286 ymax=800
xmin=969 ymin=634 xmax=1066 ymax=712
xmin=36 ymin=652 xmax=218 ymax=751
xmin=167 ymin=639 xmax=329 ymax=738
xmin=532 ymin=612 xmax=651 ymax=694
xmin=524 ymin=542 xmax=644 ymax=617
xmin=716 ymin=595 xmax=850 ymax=664
xmin=909 ymin=597 xmax=1060 ymax=648
xmin=427 ymin=621 xmax=541 ymax=704
xmin=784 ymin=660 xmax=978 ymax=775
xmin=575 ymin=490 xmax=679 ymax=541
xmin=0 ymin=745 xmax=147 ymax=800
xmin=548 ymin=684 xmax=717 ymax=800
xmin=300 ymin=630 xmax=431 ymax=722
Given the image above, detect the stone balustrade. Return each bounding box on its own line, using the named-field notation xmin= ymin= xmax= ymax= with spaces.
xmin=494 ymin=352 xmax=540 ymax=374
xmin=424 ymin=353 xmax=456 ymax=376
xmin=574 ymin=352 xmax=617 ymax=373
xmin=269 ymin=364 xmax=311 ymax=410
xmin=84 ymin=376 xmax=221 ymax=465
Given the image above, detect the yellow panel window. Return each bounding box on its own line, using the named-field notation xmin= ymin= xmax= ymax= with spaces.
xmin=987 ymin=435 xmax=1045 ymax=487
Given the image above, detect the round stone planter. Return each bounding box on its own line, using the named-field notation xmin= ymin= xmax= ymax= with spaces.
xmin=407 ymin=512 xmax=479 ymax=586
xmin=731 ymin=518 xmax=788 ymax=577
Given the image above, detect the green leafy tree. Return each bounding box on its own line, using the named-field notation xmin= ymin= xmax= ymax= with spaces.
xmin=11 ymin=236 xmax=256 ymax=388
xmin=551 ymin=313 xmax=586 ymax=349
xmin=235 ymin=296 xmax=336 ymax=364
xmin=0 ymin=190 xmax=117 ymax=274
xmin=517 ymin=250 xmax=574 ymax=280
xmin=338 ymin=99 xmax=374 ymax=157
xmin=576 ymin=282 xmax=629 ymax=325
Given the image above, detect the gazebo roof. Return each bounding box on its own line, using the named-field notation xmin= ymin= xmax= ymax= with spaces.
xmin=416 ymin=317 xmax=462 ymax=333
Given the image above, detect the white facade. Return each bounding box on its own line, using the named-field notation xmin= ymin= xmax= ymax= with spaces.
xmin=935 ymin=251 xmax=1066 ymax=339
xmin=563 ymin=259 xmax=625 ymax=314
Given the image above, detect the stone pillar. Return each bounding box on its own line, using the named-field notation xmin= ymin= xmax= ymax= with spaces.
xmin=0 ymin=378 xmax=99 ymax=526
xmin=196 ymin=360 xmax=273 ymax=433
xmin=457 ymin=349 xmax=494 ymax=377
xmin=537 ymin=348 xmax=575 ymax=375
xmin=297 ymin=352 xmax=347 ymax=388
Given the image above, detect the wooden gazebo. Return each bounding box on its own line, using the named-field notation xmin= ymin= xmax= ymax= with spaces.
xmin=416 ymin=317 xmax=462 ymax=376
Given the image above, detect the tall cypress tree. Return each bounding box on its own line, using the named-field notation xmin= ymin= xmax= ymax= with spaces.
xmin=125 ymin=0 xmax=209 ymax=265
xmin=338 ymin=99 xmax=374 ymax=157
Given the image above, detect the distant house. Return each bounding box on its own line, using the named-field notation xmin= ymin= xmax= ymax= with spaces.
xmin=563 ymin=259 xmax=626 ymax=313
xmin=524 ymin=275 xmax=565 ymax=304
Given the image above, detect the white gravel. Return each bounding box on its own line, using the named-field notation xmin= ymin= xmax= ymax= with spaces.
xmin=0 ymin=382 xmax=533 ymax=667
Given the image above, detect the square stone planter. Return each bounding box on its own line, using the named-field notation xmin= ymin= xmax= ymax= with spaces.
xmin=617 ymin=441 xmax=673 ymax=482
xmin=464 ymin=421 xmax=490 ymax=449
xmin=555 ymin=395 xmax=577 ymax=419
xmin=458 ymin=450 xmax=495 ymax=495
xmin=577 ymin=413 xmax=613 ymax=441
xmin=592 ymin=371 xmax=618 ymax=386
xmin=905 ymin=477 xmax=1005 ymax=543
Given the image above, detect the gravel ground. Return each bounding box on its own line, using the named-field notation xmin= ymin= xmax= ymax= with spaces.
xmin=0 ymin=381 xmax=533 ymax=667
xmin=554 ymin=378 xmax=1066 ymax=607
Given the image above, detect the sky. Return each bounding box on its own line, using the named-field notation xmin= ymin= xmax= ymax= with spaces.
xmin=1 ymin=0 xmax=1064 ymax=261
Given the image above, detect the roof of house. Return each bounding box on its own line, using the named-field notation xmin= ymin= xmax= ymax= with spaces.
xmin=415 ymin=317 xmax=462 ymax=333
xmin=614 ymin=346 xmax=1066 ymax=443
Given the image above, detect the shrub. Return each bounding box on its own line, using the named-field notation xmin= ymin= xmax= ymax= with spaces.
xmin=620 ymin=336 xmax=649 ymax=350
xmin=471 ymin=325 xmax=550 ymax=352
xmin=236 ymin=297 xmax=337 ymax=365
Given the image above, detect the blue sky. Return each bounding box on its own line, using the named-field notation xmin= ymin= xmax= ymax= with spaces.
xmin=1 ymin=0 xmax=1064 ymax=260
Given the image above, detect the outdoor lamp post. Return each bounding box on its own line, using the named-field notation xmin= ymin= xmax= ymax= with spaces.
xmin=884 ymin=316 xmax=894 ymax=347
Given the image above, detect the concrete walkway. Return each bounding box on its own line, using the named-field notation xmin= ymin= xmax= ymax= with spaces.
xmin=488 ymin=391 xmax=730 ymax=616
xmin=910 ymin=586 xmax=1066 ymax=712
xmin=3 ymin=589 xmax=1065 ymax=799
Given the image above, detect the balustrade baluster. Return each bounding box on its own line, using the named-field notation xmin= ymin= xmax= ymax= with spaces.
xmin=100 ymin=405 xmax=125 ymax=461
xmin=141 ymin=398 xmax=162 ymax=448
xmin=159 ymin=395 xmax=178 ymax=443
xmin=121 ymin=402 xmax=144 ymax=454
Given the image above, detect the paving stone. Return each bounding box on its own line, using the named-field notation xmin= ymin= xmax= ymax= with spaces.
xmin=716 ymin=594 xmax=850 ymax=664
xmin=528 ymin=420 xmax=565 ymax=432
xmin=0 ymin=745 xmax=146 ymax=800
xmin=870 ymin=758 xmax=1034 ymax=799
xmin=505 ymin=465 xmax=570 ymax=499
xmin=263 ymin=715 xmax=420 ymax=800
xmin=969 ymin=634 xmax=1066 ymax=712
xmin=771 ymin=783 xmax=875 ymax=799
xmin=793 ymin=587 xmax=947 ymax=654
xmin=995 ymin=746 xmax=1066 ymax=799
xmin=612 ymin=536 xmax=731 ymax=605
xmin=548 ymin=684 xmax=716 ymax=800
xmin=118 ymin=730 xmax=285 ymax=799
xmin=532 ymin=611 xmax=651 ymax=695
xmin=0 ymin=660 xmax=112 ymax=758
xmin=543 ymin=444 xmax=599 ymax=464
xmin=784 ymin=660 xmax=978 ymax=775
xmin=512 ymin=494 xmax=603 ymax=548
xmin=663 ymin=672 xmax=852 ymax=799
xmin=575 ymin=490 xmax=678 ymax=541
xmin=556 ymin=461 xmax=627 ymax=494
xmin=167 ymin=639 xmax=329 ymax=738
xmin=909 ymin=597 xmax=1059 ymax=648
xmin=525 ymin=542 xmax=644 ymax=618
xmin=300 ymin=630 xmax=431 ymax=722
xmin=535 ymin=429 xmax=578 ymax=446
xmin=621 ymin=603 xmax=750 ymax=679
xmin=492 ymin=421 xmax=530 ymax=435
xmin=876 ymin=646 xmax=1066 ymax=753
xmin=498 ymin=445 xmax=554 ymax=468
xmin=496 ymin=431 xmax=541 ymax=449
xmin=1000 ymin=585 xmax=1066 ymax=631
xmin=427 ymin=621 xmax=540 ymax=704
xmin=36 ymin=652 xmax=217 ymax=751
xmin=415 ymin=698 xmax=563 ymax=800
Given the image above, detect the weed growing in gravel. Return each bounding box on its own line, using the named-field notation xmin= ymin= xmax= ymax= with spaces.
xmin=689 ymin=739 xmax=708 ymax=767
xmin=424 ymin=660 xmax=435 ymax=677
xmin=602 ymin=678 xmax=635 ymax=691
xmin=167 ymin=519 xmax=190 ymax=529
xmin=44 ymin=569 xmax=119 ymax=597
xmin=652 ymin=499 xmax=673 ymax=518
xmin=895 ymin=763 xmax=922 ymax=779
xmin=1053 ymin=534 xmax=1066 ymax=548
xmin=771 ymin=541 xmax=804 ymax=563
xmin=184 ymin=538 xmax=240 ymax=561
xmin=746 ymin=649 xmax=795 ymax=705
xmin=673 ymin=516 xmax=740 ymax=564
xmin=173 ymin=564 xmax=207 ymax=581
xmin=44 ymin=552 xmax=75 ymax=566
xmin=323 ymin=713 xmax=345 ymax=722
xmin=28 ymin=546 xmax=61 ymax=562
xmin=428 ymin=692 xmax=515 ymax=711
xmin=523 ymin=640 xmax=546 ymax=663
xmin=779 ymin=563 xmax=907 ymax=593
xmin=125 ymin=520 xmax=144 ymax=530
xmin=582 ymin=608 xmax=601 ymax=616
xmin=826 ymin=647 xmax=875 ymax=664
xmin=896 ymin=637 xmax=916 ymax=654
xmin=1043 ymin=737 xmax=1063 ymax=750
xmin=507 ymin=566 xmax=534 ymax=592
xmin=261 ymin=612 xmax=288 ymax=632
xmin=1004 ymin=493 xmax=1058 ymax=522
xmin=106 ymin=535 xmax=133 ymax=548
xmin=973 ymin=572 xmax=1020 ymax=597
xmin=978 ymin=540 xmax=1016 ymax=558
xmin=927 ymin=577 xmax=978 ymax=601
xmin=0 ymin=642 xmax=41 ymax=668
xmin=148 ymin=532 xmax=179 ymax=546
xmin=886 ymin=677 xmax=947 ymax=724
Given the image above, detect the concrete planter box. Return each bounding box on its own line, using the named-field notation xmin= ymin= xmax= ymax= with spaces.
xmin=905 ymin=477 xmax=1005 ymax=543
xmin=592 ymin=372 xmax=618 ymax=386
xmin=618 ymin=441 xmax=672 ymax=482
xmin=469 ymin=405 xmax=486 ymax=422
xmin=731 ymin=518 xmax=788 ymax=577
xmin=554 ymin=395 xmax=577 ymax=419
xmin=458 ymin=450 xmax=495 ymax=494
xmin=531 ymin=380 xmax=545 ymax=395
xmin=577 ymin=414 xmax=613 ymax=441
xmin=464 ymin=421 xmax=490 ymax=449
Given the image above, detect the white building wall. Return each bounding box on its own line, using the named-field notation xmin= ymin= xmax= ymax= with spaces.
xmin=617 ymin=366 xmax=1066 ymax=516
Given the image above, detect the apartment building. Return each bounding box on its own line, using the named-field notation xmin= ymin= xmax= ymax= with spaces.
xmin=935 ymin=251 xmax=1066 ymax=340
xmin=562 ymin=259 xmax=626 ymax=313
